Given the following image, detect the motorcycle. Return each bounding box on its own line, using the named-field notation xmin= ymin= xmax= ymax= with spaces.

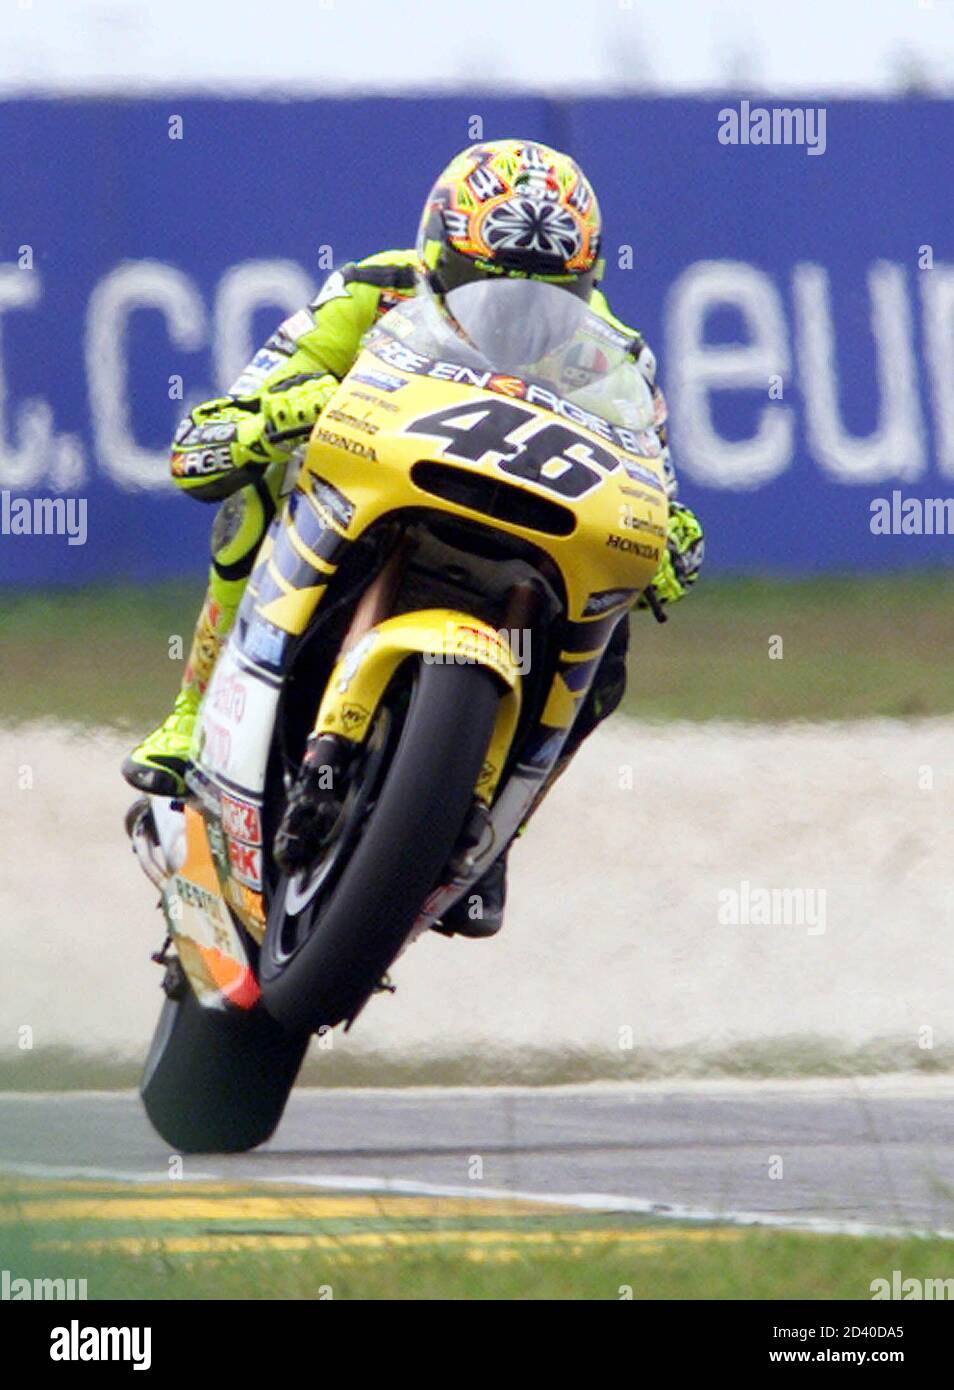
xmin=127 ymin=275 xmax=669 ymax=1152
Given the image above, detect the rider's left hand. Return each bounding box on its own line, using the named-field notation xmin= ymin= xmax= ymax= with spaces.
xmin=637 ymin=501 xmax=705 ymax=609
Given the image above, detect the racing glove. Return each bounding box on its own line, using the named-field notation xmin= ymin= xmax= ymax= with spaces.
xmin=170 ymin=373 xmax=339 ymax=501
xmin=638 ymin=501 xmax=705 ymax=609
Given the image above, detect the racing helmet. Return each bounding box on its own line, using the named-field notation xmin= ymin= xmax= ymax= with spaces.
xmin=417 ymin=138 xmax=605 ymax=302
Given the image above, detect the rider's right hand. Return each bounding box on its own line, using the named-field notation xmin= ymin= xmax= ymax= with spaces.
xmin=169 ymin=372 xmax=338 ymax=501
xmin=170 ymin=397 xmax=274 ymax=500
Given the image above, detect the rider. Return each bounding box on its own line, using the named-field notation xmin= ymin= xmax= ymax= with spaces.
xmin=122 ymin=139 xmax=704 ymax=935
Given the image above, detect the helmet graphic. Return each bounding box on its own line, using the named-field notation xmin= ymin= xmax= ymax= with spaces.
xmin=417 ymin=139 xmax=604 ymax=302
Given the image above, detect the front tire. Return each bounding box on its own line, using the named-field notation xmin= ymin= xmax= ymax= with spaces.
xmin=140 ymin=975 xmax=308 ymax=1153
xmin=260 ymin=659 xmax=501 ymax=1033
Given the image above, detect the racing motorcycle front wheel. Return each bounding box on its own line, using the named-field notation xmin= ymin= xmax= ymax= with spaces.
xmin=259 ymin=657 xmax=501 ymax=1034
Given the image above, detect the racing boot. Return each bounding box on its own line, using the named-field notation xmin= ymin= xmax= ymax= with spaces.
xmin=437 ymin=619 xmax=633 ymax=939
xmin=434 ymin=676 xmax=605 ymax=941
xmin=438 ymin=852 xmax=508 ymax=938
xmin=121 ymin=685 xmax=200 ymax=798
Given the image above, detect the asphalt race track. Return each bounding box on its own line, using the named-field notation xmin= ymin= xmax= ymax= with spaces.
xmin=2 ymin=1077 xmax=953 ymax=1235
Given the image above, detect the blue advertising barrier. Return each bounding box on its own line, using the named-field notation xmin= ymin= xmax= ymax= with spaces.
xmin=0 ymin=96 xmax=951 ymax=586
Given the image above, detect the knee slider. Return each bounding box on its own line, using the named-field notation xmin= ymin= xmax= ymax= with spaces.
xmin=211 ymin=484 xmax=269 ymax=580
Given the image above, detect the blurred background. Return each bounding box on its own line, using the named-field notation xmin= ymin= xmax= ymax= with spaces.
xmin=1 ymin=0 xmax=952 ymax=1086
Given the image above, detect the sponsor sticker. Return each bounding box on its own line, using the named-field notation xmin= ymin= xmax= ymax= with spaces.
xmin=196 ymin=421 xmax=237 ymax=444
xmin=620 ymin=503 xmax=667 ymax=539
xmin=340 ymin=702 xmax=370 ymax=733
xmin=174 ymin=875 xmax=228 ymax=925
xmin=309 ymin=474 xmax=356 ymax=529
xmin=335 ymin=631 xmax=377 ymax=693
xmin=619 ymin=483 xmax=662 ymax=505
xmin=621 ymin=457 xmax=666 ymax=492
xmin=314 ymin=427 xmax=377 ymax=462
xmin=488 ymin=374 xmax=527 ymax=398
xmin=347 ymin=387 xmax=400 ymax=413
xmin=279 ymin=308 xmax=315 ymax=340
xmin=242 ymin=619 xmax=289 ymax=669
xmin=606 ymin=533 xmax=661 ymax=560
xmin=221 ymin=793 xmax=262 ymax=846
xmin=227 ymin=838 xmax=263 ymax=890
xmin=211 ymin=671 xmax=248 ymax=724
xmin=350 ymin=369 xmax=407 ymax=393
xmin=170 ymin=444 xmax=231 ymax=479
xmin=370 ymin=337 xmax=429 ymax=373
xmin=201 ymin=718 xmax=232 ymax=768
xmin=227 ymin=348 xmax=285 ymax=394
xmin=582 ymin=588 xmax=637 ymax=617
xmin=324 ymin=407 xmax=379 ymax=436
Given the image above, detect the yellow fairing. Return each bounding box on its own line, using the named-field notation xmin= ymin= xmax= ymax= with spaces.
xmin=313 ymin=610 xmax=522 ymax=804
xmin=295 ymin=350 xmax=668 ymax=625
xmin=248 ymin=347 xmax=668 ymax=644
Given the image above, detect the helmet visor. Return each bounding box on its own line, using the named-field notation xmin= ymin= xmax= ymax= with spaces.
xmin=444 ymin=278 xmax=589 ymax=374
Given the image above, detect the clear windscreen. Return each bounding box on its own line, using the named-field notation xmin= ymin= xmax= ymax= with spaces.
xmin=373 ymin=277 xmax=660 ymax=442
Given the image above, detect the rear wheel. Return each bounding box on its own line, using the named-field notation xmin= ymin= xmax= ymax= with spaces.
xmin=260 ymin=659 xmax=500 ymax=1033
xmin=140 ymin=969 xmax=308 ymax=1153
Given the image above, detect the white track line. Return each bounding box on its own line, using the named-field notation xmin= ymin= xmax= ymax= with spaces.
xmin=3 ymin=1159 xmax=953 ymax=1242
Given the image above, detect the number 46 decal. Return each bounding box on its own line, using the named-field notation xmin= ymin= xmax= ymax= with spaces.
xmin=405 ymin=400 xmax=619 ymax=500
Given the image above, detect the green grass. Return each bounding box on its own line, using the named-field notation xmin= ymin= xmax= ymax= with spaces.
xmin=1 ymin=572 xmax=952 ymax=729
xmin=1 ymin=1178 xmax=951 ymax=1300
xmin=0 ymin=581 xmax=196 ymax=730
xmin=624 ymin=571 xmax=954 ymax=723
